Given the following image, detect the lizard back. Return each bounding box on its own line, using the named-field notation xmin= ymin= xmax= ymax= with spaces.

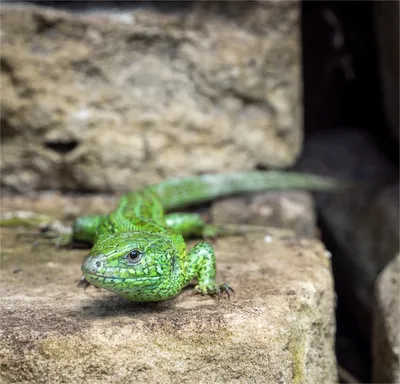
xmin=116 ymin=188 xmax=166 ymax=226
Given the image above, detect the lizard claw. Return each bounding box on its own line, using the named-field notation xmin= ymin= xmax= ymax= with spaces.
xmin=194 ymin=283 xmax=235 ymax=300
xmin=216 ymin=283 xmax=235 ymax=300
xmin=77 ymin=276 xmax=92 ymax=289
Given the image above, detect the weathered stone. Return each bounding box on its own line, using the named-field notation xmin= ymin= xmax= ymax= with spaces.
xmin=373 ymin=253 xmax=400 ymax=383
xmin=211 ymin=191 xmax=317 ymax=237
xmin=0 ymin=215 xmax=336 ymax=383
xmin=374 ymin=1 xmax=399 ymax=144
xmin=0 ymin=2 xmax=302 ymax=192
xmin=296 ymin=128 xmax=399 ymax=345
xmin=1 ymin=191 xmax=118 ymax=221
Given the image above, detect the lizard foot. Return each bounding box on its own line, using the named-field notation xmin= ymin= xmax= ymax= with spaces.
xmin=194 ymin=283 xmax=235 ymax=300
xmin=38 ymin=222 xmax=73 ymax=248
xmin=15 ymin=230 xmax=72 ymax=249
xmin=1 ymin=211 xmax=72 ymax=247
xmin=216 ymin=283 xmax=235 ymax=300
xmin=19 ymin=221 xmax=73 ymax=249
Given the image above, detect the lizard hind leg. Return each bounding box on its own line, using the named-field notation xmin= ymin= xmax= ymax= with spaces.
xmin=185 ymin=241 xmax=234 ymax=299
xmin=164 ymin=212 xmax=267 ymax=239
xmin=164 ymin=212 xmax=227 ymax=239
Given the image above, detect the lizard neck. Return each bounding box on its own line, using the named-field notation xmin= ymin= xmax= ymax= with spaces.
xmin=94 ymin=211 xmax=167 ymax=242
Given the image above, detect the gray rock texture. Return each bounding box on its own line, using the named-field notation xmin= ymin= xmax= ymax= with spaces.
xmin=373 ymin=253 xmax=400 ymax=383
xmin=296 ymin=128 xmax=399 ymax=343
xmin=211 ymin=191 xmax=317 ymax=238
xmin=1 ymin=2 xmax=302 ymax=192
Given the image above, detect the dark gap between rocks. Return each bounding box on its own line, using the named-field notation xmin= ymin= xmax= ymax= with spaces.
xmin=301 ymin=1 xmax=399 ymax=383
xmin=44 ymin=139 xmax=80 ymax=154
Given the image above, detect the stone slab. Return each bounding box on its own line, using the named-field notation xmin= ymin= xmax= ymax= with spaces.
xmin=0 ymin=225 xmax=336 ymax=383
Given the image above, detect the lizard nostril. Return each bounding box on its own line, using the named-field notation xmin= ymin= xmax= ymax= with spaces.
xmin=95 ymin=261 xmax=102 ymax=268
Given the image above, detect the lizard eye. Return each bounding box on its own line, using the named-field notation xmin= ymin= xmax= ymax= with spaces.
xmin=127 ymin=250 xmax=142 ymax=263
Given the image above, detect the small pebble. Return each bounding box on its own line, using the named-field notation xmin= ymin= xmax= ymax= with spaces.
xmin=324 ymin=250 xmax=332 ymax=259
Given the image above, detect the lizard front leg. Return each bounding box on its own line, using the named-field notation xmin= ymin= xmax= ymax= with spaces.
xmin=185 ymin=241 xmax=234 ymax=298
xmin=72 ymin=215 xmax=106 ymax=243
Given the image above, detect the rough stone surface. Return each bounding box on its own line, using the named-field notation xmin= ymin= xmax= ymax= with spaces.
xmin=0 ymin=2 xmax=302 ymax=192
xmin=0 ymin=204 xmax=336 ymax=383
xmin=373 ymin=253 xmax=400 ymax=383
xmin=211 ymin=191 xmax=317 ymax=238
xmin=374 ymin=0 xmax=399 ymax=144
xmin=1 ymin=191 xmax=118 ymax=221
xmin=296 ymin=128 xmax=399 ymax=344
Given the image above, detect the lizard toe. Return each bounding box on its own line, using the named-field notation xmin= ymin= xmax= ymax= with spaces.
xmin=217 ymin=283 xmax=235 ymax=300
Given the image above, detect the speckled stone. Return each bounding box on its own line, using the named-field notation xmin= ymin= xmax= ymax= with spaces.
xmin=1 ymin=1 xmax=302 ymax=192
xmin=0 ymin=224 xmax=336 ymax=383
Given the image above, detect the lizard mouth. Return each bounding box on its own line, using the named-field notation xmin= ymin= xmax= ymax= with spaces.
xmin=81 ymin=259 xmax=163 ymax=281
xmin=84 ymin=272 xmax=161 ymax=282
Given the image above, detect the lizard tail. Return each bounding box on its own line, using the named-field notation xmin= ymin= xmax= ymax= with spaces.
xmin=150 ymin=171 xmax=347 ymax=210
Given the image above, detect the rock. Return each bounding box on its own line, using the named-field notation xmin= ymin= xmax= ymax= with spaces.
xmin=0 ymin=224 xmax=337 ymax=383
xmin=0 ymin=2 xmax=302 ymax=192
xmin=296 ymin=128 xmax=399 ymax=344
xmin=211 ymin=191 xmax=317 ymax=237
xmin=374 ymin=1 xmax=399 ymax=144
xmin=373 ymin=253 xmax=400 ymax=383
xmin=1 ymin=191 xmax=118 ymax=221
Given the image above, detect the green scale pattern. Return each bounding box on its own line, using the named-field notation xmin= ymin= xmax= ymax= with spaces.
xmin=77 ymin=171 xmax=342 ymax=302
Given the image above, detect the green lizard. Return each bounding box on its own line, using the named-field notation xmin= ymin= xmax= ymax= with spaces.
xmin=63 ymin=171 xmax=343 ymax=302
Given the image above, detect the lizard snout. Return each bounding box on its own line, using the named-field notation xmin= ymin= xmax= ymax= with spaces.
xmin=81 ymin=255 xmax=104 ymax=275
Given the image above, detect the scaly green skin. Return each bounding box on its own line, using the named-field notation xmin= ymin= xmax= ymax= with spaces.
xmin=76 ymin=171 xmax=343 ymax=302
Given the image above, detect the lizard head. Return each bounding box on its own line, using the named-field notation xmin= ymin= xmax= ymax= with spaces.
xmin=81 ymin=231 xmax=186 ymax=302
